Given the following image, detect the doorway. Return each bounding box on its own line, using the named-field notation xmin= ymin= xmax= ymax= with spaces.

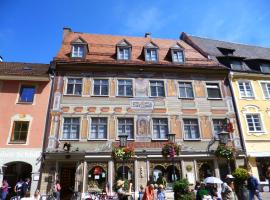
xmin=59 ymin=165 xmax=76 ymax=200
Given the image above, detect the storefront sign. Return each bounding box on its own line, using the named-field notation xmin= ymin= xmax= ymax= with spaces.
xmin=131 ymin=99 xmax=154 ymax=110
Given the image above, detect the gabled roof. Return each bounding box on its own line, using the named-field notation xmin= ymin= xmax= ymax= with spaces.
xmin=0 ymin=62 xmax=49 ymax=77
xmin=116 ymin=39 xmax=131 ymax=47
xmin=144 ymin=41 xmax=159 ymax=49
xmin=55 ymin=29 xmax=226 ymax=70
xmin=181 ymin=32 xmax=270 ymax=60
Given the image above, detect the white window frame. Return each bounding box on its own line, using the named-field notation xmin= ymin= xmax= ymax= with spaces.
xmin=205 ymin=82 xmax=222 ymax=100
xmin=71 ymin=44 xmax=85 ymax=58
xmin=92 ymin=78 xmax=110 ymax=96
xmin=117 ymin=47 xmax=131 ymax=60
xmin=116 ymin=117 xmax=135 ymax=140
xmin=151 ymin=117 xmax=169 ymax=140
xmin=60 ymin=116 xmax=81 ymax=140
xmin=88 ymin=117 xmax=108 ymax=140
xmin=64 ymin=77 xmax=83 ymax=96
xmin=260 ymin=81 xmax=270 ymax=99
xmin=237 ymin=81 xmax=254 ymax=98
xmin=182 ymin=118 xmax=201 ymax=140
xmin=260 ymin=64 xmax=270 ymax=73
xmin=116 ymin=79 xmax=134 ymax=97
xmin=145 ymin=48 xmax=158 ymax=62
xmin=149 ymin=80 xmax=166 ymax=97
xmin=178 ymin=82 xmax=194 ymax=99
xmin=245 ymin=113 xmax=264 ymax=133
xmin=172 ymin=49 xmax=184 ymax=63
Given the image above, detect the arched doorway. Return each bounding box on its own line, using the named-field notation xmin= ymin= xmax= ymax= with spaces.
xmin=198 ymin=162 xmax=214 ymax=180
xmin=166 ymin=165 xmax=180 ymax=183
xmin=153 ymin=165 xmax=166 ymax=182
xmin=2 ymin=161 xmax=32 ymax=196
xmin=88 ymin=166 xmax=107 ymax=191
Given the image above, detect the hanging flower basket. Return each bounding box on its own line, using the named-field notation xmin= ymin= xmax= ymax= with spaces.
xmin=215 ymin=144 xmax=235 ymax=160
xmin=226 ymin=121 xmax=234 ymax=133
xmin=112 ymin=146 xmax=135 ymax=160
xmin=162 ymin=142 xmax=181 ymax=158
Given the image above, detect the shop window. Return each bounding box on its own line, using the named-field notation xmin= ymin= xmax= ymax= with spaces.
xmin=88 ymin=166 xmax=106 ymax=190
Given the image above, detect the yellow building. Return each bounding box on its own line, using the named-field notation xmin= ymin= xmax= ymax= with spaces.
xmin=182 ymin=32 xmax=270 ymax=183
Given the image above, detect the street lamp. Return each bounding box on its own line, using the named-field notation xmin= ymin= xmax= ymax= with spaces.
xmin=168 ymin=133 xmax=176 ymax=181
xmin=218 ymin=130 xmax=229 ymax=145
xmin=119 ymin=134 xmax=128 ymax=179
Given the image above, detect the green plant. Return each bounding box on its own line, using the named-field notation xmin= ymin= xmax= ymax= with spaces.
xmin=215 ymin=144 xmax=235 ymax=160
xmin=173 ymin=179 xmax=194 ymax=200
xmin=162 ymin=142 xmax=181 ymax=158
xmin=112 ymin=146 xmax=134 ymax=160
xmin=232 ymin=167 xmax=248 ymax=186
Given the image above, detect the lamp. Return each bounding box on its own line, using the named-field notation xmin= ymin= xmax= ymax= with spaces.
xmin=168 ymin=133 xmax=176 ymax=143
xmin=119 ymin=134 xmax=128 ymax=147
xmin=218 ymin=130 xmax=229 ymax=145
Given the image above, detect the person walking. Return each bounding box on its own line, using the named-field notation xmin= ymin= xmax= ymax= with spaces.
xmin=14 ymin=178 xmax=24 ymax=198
xmin=23 ymin=178 xmax=31 ymax=197
xmin=157 ymin=185 xmax=166 ymax=200
xmin=54 ymin=180 xmax=61 ymax=200
xmin=222 ymin=175 xmax=238 ymax=200
xmin=142 ymin=184 xmax=154 ymax=200
xmin=247 ymin=172 xmax=262 ymax=200
xmin=1 ymin=179 xmax=9 ymax=200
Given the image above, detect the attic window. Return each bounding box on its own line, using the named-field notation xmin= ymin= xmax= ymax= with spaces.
xmin=144 ymin=42 xmax=158 ymax=62
xmin=230 ymin=60 xmax=243 ymax=71
xmin=260 ymin=63 xmax=270 ymax=73
xmin=217 ymin=47 xmax=235 ymax=56
xmin=71 ymin=44 xmax=85 ymax=58
xmin=117 ymin=40 xmax=131 ymax=61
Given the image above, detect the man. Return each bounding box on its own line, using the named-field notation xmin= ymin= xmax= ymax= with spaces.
xmin=14 ymin=178 xmax=24 ymax=198
xmin=247 ymin=172 xmax=262 ymax=200
xmin=22 ymin=178 xmax=31 ymax=197
xmin=222 ymin=175 xmax=238 ymax=200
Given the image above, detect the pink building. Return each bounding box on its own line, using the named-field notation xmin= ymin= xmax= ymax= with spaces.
xmin=0 ymin=62 xmax=51 ymax=196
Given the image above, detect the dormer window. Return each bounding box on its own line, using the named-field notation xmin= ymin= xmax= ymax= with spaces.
xmin=217 ymin=47 xmax=235 ymax=56
xmin=117 ymin=39 xmax=131 ymax=61
xmin=260 ymin=63 xmax=270 ymax=73
xmin=72 ymin=44 xmax=85 ymax=58
xmin=144 ymin=42 xmax=159 ymax=62
xmin=172 ymin=50 xmax=184 ymax=63
xmin=231 ymin=60 xmax=243 ymax=71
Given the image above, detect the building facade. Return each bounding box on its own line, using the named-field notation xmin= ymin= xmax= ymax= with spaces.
xmin=0 ymin=62 xmax=51 ymax=196
xmin=182 ymin=32 xmax=270 ymax=184
xmin=40 ymin=28 xmax=244 ymax=197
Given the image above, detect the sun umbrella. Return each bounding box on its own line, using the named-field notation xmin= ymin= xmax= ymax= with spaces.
xmin=204 ymin=176 xmax=223 ymax=184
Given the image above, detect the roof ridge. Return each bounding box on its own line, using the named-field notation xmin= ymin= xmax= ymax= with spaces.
xmin=187 ymin=34 xmax=270 ymax=49
xmin=0 ymin=61 xmax=49 ymax=65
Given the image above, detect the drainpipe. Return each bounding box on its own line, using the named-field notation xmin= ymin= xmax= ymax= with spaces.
xmin=228 ymin=72 xmax=247 ymax=157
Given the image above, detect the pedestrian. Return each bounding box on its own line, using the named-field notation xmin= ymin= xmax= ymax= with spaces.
xmin=196 ymin=182 xmax=209 ymax=200
xmin=247 ymin=172 xmax=262 ymax=200
xmin=153 ymin=184 xmax=158 ymax=200
xmin=1 ymin=179 xmax=9 ymax=200
xmin=23 ymin=178 xmax=31 ymax=197
xmin=116 ymin=180 xmax=132 ymax=200
xmin=157 ymin=184 xmax=166 ymax=200
xmin=142 ymin=184 xmax=154 ymax=200
xmin=14 ymin=178 xmax=24 ymax=198
xmin=138 ymin=185 xmax=144 ymax=200
xmin=222 ymin=175 xmax=238 ymax=200
xmin=266 ymin=166 xmax=270 ymax=192
xmin=156 ymin=173 xmax=166 ymax=188
xmin=54 ymin=180 xmax=61 ymax=200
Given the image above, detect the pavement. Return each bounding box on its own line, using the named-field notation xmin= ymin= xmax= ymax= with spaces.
xmin=262 ymin=191 xmax=270 ymax=199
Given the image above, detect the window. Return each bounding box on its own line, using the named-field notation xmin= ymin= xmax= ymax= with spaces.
xmin=172 ymin=50 xmax=184 ymax=63
xmin=183 ymin=119 xmax=200 ymax=139
xmin=153 ymin=118 xmax=168 ymax=139
xmin=62 ymin=117 xmax=80 ymax=140
xmin=118 ymin=47 xmax=130 ymax=60
xmin=246 ymin=114 xmax=263 ymax=132
xmin=66 ymin=78 xmax=82 ymax=95
xmin=93 ymin=79 xmax=109 ymax=96
xmin=145 ymin=49 xmax=158 ymax=62
xmin=212 ymin=119 xmax=226 ymax=136
xmin=118 ymin=79 xmax=133 ymax=96
xmin=150 ymin=81 xmax=165 ymax=97
xmin=231 ymin=60 xmax=243 ymax=71
xmin=19 ymin=85 xmax=35 ymax=103
xmin=238 ymin=81 xmax=254 ymax=98
xmin=260 ymin=64 xmax=270 ymax=73
xmin=10 ymin=121 xmax=29 ymax=143
xmin=206 ymin=83 xmax=222 ymax=99
xmin=179 ymin=82 xmax=194 ymax=99
xmin=71 ymin=44 xmax=85 ymax=58
xmin=118 ymin=118 xmax=134 ymax=139
xmin=90 ymin=118 xmax=107 ymax=139
xmin=261 ymin=82 xmax=270 ymax=98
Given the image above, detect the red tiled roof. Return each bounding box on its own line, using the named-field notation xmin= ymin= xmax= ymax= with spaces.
xmin=55 ymin=31 xmax=225 ymax=70
xmin=0 ymin=62 xmax=49 ymax=77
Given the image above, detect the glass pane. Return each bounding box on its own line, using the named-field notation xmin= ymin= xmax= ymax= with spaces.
xmin=101 ymin=85 xmax=108 ymax=95
xmin=67 ymin=84 xmax=74 ymax=94
xmin=151 ymin=86 xmax=157 ymax=96
xmin=19 ymin=86 xmax=35 ymax=102
xmin=74 ymin=84 xmax=82 ymax=95
xmin=94 ymin=85 xmax=100 ymax=95
xmin=118 ymin=85 xmax=124 ymax=96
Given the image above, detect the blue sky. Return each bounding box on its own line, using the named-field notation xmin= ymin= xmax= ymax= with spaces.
xmin=1 ymin=0 xmax=270 ymax=63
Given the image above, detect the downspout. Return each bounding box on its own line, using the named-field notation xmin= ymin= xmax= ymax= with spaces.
xmin=228 ymin=72 xmax=247 ymax=156
xmin=38 ymin=62 xmax=56 ymax=189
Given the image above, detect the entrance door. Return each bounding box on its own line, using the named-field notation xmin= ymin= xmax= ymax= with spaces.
xmin=3 ymin=162 xmax=32 ymax=197
xmin=60 ymin=166 xmax=76 ymax=200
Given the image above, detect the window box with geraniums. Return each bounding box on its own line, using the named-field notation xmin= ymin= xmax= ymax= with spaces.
xmin=215 ymin=144 xmax=235 ymax=160
xmin=162 ymin=142 xmax=181 ymax=158
xmin=112 ymin=146 xmax=135 ymax=160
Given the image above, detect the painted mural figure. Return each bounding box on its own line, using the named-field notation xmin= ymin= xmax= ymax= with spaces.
xmin=138 ymin=118 xmax=149 ymax=136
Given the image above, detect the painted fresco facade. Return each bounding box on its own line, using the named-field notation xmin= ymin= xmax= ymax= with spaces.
xmin=40 ymin=28 xmax=244 ymax=197
xmin=0 ymin=62 xmax=51 ymax=196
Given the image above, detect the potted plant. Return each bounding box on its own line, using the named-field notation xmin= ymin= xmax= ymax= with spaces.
xmin=232 ymin=167 xmax=248 ymax=199
xmin=215 ymin=144 xmax=235 ymax=160
xmin=112 ymin=146 xmax=135 ymax=160
xmin=162 ymin=142 xmax=181 ymax=158
xmin=173 ymin=178 xmax=194 ymax=200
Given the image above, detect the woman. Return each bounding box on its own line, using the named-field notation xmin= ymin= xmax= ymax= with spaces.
xmin=1 ymin=179 xmax=9 ymax=200
xmin=54 ymin=180 xmax=61 ymax=200
xmin=142 ymin=184 xmax=154 ymax=200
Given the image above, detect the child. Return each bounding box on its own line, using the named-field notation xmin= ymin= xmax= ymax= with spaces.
xmin=157 ymin=184 xmax=166 ymax=200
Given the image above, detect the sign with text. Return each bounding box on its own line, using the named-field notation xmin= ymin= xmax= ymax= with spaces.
xmin=130 ymin=99 xmax=154 ymax=110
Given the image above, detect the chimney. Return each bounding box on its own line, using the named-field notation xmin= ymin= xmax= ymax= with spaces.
xmin=0 ymin=56 xmax=3 ymax=62
xmin=144 ymin=32 xmax=151 ymax=38
xmin=63 ymin=27 xmax=72 ymax=40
